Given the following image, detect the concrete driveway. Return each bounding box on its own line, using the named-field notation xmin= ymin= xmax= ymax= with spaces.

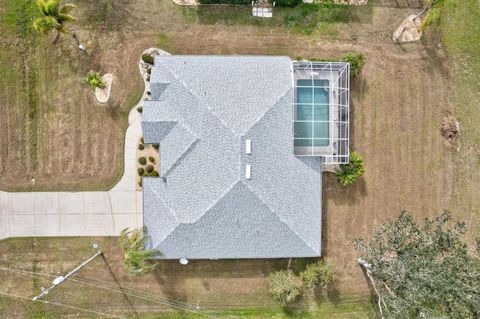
xmin=0 ymin=48 xmax=170 ymax=240
xmin=0 ymin=50 xmax=159 ymax=240
xmin=0 ymin=118 xmax=143 ymax=240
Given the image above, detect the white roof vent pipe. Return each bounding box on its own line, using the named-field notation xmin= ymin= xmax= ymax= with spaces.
xmin=246 ymin=165 xmax=251 ymax=179
xmin=246 ymin=139 xmax=252 ymax=154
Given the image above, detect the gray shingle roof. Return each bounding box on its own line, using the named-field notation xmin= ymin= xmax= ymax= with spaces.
xmin=142 ymin=56 xmax=322 ymax=259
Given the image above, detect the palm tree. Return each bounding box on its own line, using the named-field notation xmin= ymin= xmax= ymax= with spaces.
xmin=119 ymin=228 xmax=160 ymax=275
xmin=33 ymin=0 xmax=77 ymax=43
xmin=335 ymin=151 xmax=366 ymax=186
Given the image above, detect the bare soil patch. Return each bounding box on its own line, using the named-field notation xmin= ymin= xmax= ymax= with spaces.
xmin=440 ymin=111 xmax=459 ymax=146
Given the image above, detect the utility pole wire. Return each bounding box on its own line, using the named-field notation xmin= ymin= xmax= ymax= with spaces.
xmin=0 ymin=265 xmax=222 ymax=319
xmin=0 ymin=290 xmax=127 ymax=319
xmin=32 ymin=250 xmax=102 ymax=301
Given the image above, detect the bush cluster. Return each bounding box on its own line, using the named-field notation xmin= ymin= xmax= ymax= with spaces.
xmin=268 ymin=260 xmax=335 ymax=306
xmin=137 ymin=167 xmax=144 ymax=176
xmin=300 ymin=260 xmax=334 ymax=288
xmin=142 ymin=54 xmax=154 ymax=65
xmin=148 ymin=156 xmax=155 ymax=163
xmin=198 ymin=0 xmax=250 ymax=4
xmin=342 ymin=53 xmax=365 ymax=78
xmin=145 ymin=165 xmax=154 ymax=174
xmin=152 ymin=144 xmax=160 ymax=150
xmin=275 ymin=0 xmax=302 ymax=7
xmin=84 ymin=70 xmax=105 ymax=90
xmin=198 ymin=0 xmax=300 ymax=6
xmin=138 ymin=157 xmax=147 ymax=165
xmin=138 ymin=144 xmax=145 ymax=150
xmin=335 ymin=151 xmax=366 ymax=186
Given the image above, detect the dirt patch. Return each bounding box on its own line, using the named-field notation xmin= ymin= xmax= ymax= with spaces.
xmin=440 ymin=111 xmax=460 ymax=146
xmin=392 ymin=14 xmax=422 ymax=43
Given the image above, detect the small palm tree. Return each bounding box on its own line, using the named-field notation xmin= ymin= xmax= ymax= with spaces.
xmin=335 ymin=151 xmax=366 ymax=186
xmin=84 ymin=71 xmax=105 ymax=90
xmin=119 ymin=228 xmax=159 ymax=275
xmin=33 ymin=0 xmax=77 ymax=43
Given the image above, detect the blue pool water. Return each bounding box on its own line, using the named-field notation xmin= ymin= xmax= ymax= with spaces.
xmin=294 ymin=79 xmax=330 ymax=147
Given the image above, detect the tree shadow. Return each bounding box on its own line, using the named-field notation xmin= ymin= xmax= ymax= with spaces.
xmin=153 ymin=261 xmax=189 ymax=306
xmin=313 ymin=284 xmax=342 ymax=306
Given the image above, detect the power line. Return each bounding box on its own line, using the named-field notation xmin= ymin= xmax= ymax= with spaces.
xmin=0 ymin=290 xmax=127 ymax=319
xmin=0 ymin=265 xmax=222 ymax=318
xmin=0 ymin=266 xmax=200 ymax=309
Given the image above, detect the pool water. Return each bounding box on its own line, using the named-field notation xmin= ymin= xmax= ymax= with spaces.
xmin=294 ymin=79 xmax=330 ymax=147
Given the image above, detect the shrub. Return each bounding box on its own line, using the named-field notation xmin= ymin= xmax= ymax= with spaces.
xmin=268 ymin=269 xmax=303 ymax=306
xmin=146 ymin=76 xmax=150 ymax=82
xmin=152 ymin=144 xmax=160 ymax=150
xmin=138 ymin=144 xmax=145 ymax=150
xmin=145 ymin=164 xmax=154 ymax=174
xmin=138 ymin=157 xmax=147 ymax=165
xmin=275 ymin=0 xmax=302 ymax=7
xmin=198 ymin=0 xmax=250 ymax=4
xmin=140 ymin=137 xmax=144 ymax=144
xmin=342 ymin=53 xmax=365 ymax=78
xmin=148 ymin=156 xmax=155 ymax=163
xmin=138 ymin=179 xmax=142 ymax=187
xmin=137 ymin=167 xmax=144 ymax=176
xmin=119 ymin=228 xmax=159 ymax=275
xmin=300 ymin=260 xmax=335 ymax=289
xmin=137 ymin=107 xmax=143 ymax=113
xmin=335 ymin=151 xmax=366 ymax=186
xmin=142 ymin=54 xmax=154 ymax=65
xmin=84 ymin=70 xmax=105 ymax=89
xmin=147 ymin=68 xmax=152 ymax=75
xmin=150 ymin=170 xmax=159 ymax=177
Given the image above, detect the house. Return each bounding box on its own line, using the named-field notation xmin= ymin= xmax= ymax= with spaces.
xmin=141 ymin=56 xmax=349 ymax=261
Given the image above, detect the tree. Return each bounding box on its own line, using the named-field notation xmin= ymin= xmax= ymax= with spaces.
xmin=84 ymin=71 xmax=105 ymax=90
xmin=354 ymin=211 xmax=480 ymax=319
xmin=418 ymin=0 xmax=458 ymax=31
xmin=335 ymin=151 xmax=366 ymax=186
xmin=268 ymin=269 xmax=303 ymax=306
xmin=343 ymin=53 xmax=365 ymax=78
xmin=33 ymin=0 xmax=77 ymax=43
xmin=119 ymin=228 xmax=160 ymax=275
xmin=300 ymin=260 xmax=335 ymax=289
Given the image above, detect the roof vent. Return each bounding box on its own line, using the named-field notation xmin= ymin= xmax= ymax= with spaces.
xmin=246 ymin=139 xmax=252 ymax=154
xmin=245 ymin=165 xmax=251 ymax=179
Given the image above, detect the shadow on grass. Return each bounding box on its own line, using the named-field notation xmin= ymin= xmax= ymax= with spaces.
xmin=100 ymin=253 xmax=141 ymax=319
xmin=183 ymin=3 xmax=373 ymax=35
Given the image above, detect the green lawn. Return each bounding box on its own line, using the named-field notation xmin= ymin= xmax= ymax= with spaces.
xmin=0 ymin=237 xmax=374 ymax=318
xmin=185 ymin=3 xmax=372 ymax=35
xmin=440 ymin=0 xmax=480 ymax=230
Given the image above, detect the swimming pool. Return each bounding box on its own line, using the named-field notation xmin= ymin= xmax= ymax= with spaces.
xmin=294 ymin=79 xmax=330 ymax=147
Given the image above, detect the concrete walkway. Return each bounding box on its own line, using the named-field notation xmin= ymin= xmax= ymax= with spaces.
xmin=0 ymin=48 xmax=169 ymax=240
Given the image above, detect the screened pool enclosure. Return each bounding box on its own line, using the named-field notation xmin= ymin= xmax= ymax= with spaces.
xmin=292 ymin=61 xmax=350 ymax=164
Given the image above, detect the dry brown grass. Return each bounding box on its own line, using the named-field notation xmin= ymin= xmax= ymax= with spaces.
xmin=0 ymin=0 xmax=478 ymax=316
